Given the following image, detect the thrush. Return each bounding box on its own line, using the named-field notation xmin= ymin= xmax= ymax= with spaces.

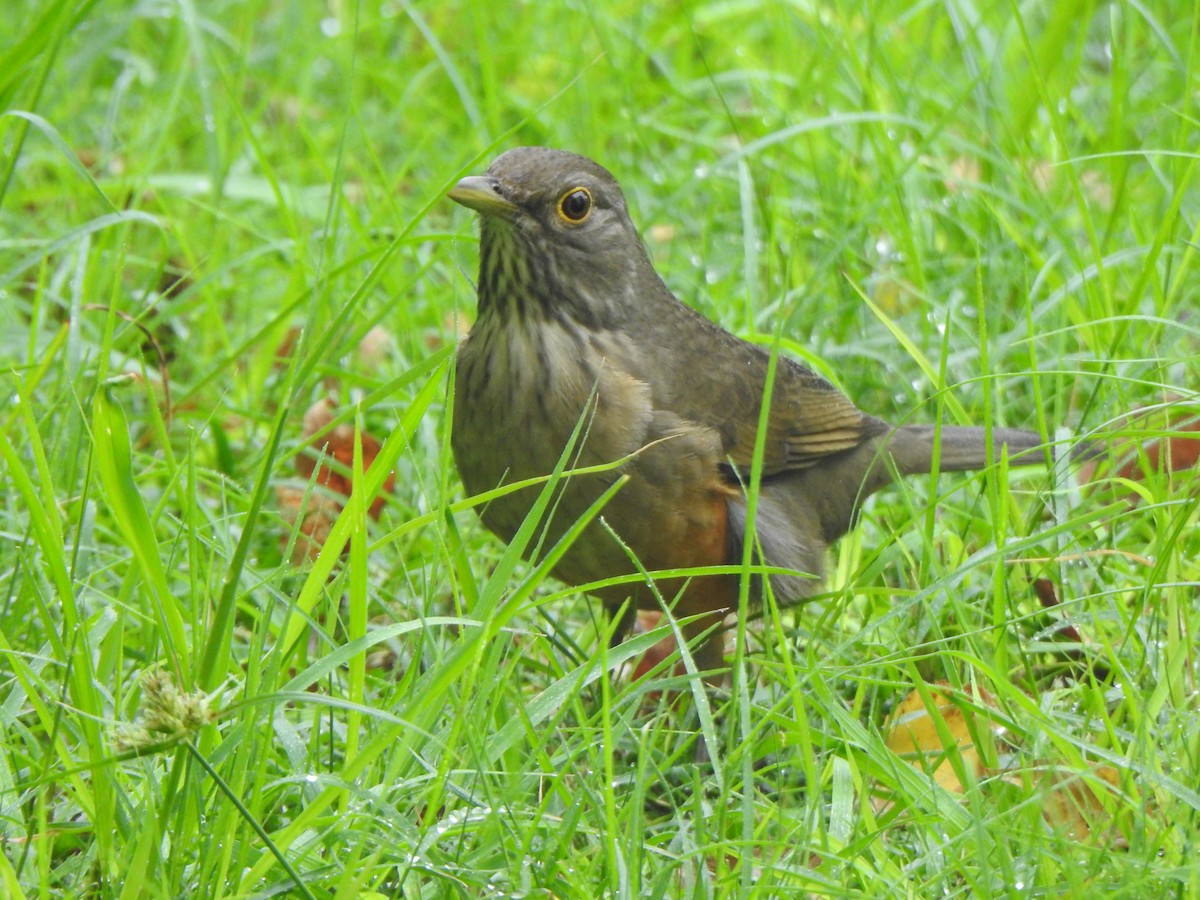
xmin=449 ymin=146 xmax=1043 ymax=678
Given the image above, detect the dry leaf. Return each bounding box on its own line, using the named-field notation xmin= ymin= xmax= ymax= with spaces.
xmin=883 ymin=683 xmax=999 ymax=793
xmin=884 ymin=683 xmax=1129 ymax=844
xmin=1030 ymin=160 xmax=1056 ymax=193
xmin=1026 ymin=765 xmax=1123 ymax=841
xmin=647 ymin=224 xmax=677 ymax=244
xmin=1079 ymin=408 xmax=1200 ymax=495
xmin=297 ymin=398 xmax=394 ymax=518
xmin=278 ymin=397 xmax=395 ymax=562
xmin=1032 ymin=577 xmax=1084 ymax=643
xmin=942 ymin=155 xmax=981 ymax=192
xmin=1112 ymin=417 xmax=1200 ymax=482
xmin=1080 ymin=170 xmax=1112 ymax=208
xmin=276 ymin=486 xmax=343 ymax=564
xmin=273 ymin=326 xmax=303 ymax=369
xmin=358 ymin=325 xmax=394 ymax=369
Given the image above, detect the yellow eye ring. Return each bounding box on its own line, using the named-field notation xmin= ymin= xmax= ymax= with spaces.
xmin=557 ymin=187 xmax=592 ymax=223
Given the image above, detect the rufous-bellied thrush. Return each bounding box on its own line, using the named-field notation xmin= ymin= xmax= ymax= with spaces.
xmin=449 ymin=146 xmax=1044 ymax=680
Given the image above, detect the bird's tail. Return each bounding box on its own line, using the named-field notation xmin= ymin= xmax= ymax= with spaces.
xmin=887 ymin=424 xmax=1045 ymax=475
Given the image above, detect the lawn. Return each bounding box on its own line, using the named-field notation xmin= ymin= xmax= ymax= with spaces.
xmin=2 ymin=0 xmax=1198 ymax=896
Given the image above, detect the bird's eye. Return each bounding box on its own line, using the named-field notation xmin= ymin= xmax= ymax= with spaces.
xmin=557 ymin=188 xmax=592 ymax=223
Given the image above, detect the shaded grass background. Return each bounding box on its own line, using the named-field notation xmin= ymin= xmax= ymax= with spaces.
xmin=2 ymin=0 xmax=1198 ymax=896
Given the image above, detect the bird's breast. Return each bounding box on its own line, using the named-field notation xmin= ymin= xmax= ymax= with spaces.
xmin=452 ymin=315 xmax=654 ymax=542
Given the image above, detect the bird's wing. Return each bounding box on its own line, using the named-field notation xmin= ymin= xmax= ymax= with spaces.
xmin=605 ymin=297 xmax=888 ymax=477
xmin=715 ymin=357 xmax=890 ymax=476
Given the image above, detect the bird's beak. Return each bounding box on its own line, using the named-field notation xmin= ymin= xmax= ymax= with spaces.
xmin=448 ymin=175 xmax=518 ymax=219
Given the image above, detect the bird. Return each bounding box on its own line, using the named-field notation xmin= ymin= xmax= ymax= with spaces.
xmin=448 ymin=146 xmax=1044 ymax=681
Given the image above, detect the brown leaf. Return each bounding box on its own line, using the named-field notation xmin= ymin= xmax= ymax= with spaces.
xmin=297 ymin=398 xmax=394 ymax=519
xmin=1032 ymin=578 xmax=1084 ymax=643
xmin=647 ymin=224 xmax=677 ymax=244
xmin=942 ymin=155 xmax=981 ymax=192
xmin=883 ymin=683 xmax=1000 ymax=794
xmin=358 ymin=325 xmax=395 ymax=369
xmin=1031 ymin=765 xmax=1123 ymax=842
xmin=273 ymin=326 xmax=303 ymax=369
xmin=884 ymin=683 xmax=1129 ymax=844
xmin=1112 ymin=417 xmax=1200 ymax=482
xmin=1079 ymin=407 xmax=1200 ymax=492
xmin=279 ymin=398 xmax=395 ymax=562
xmin=276 ymin=485 xmax=343 ymax=565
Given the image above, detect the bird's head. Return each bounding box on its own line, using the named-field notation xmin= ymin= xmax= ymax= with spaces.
xmin=449 ymin=147 xmax=654 ymax=327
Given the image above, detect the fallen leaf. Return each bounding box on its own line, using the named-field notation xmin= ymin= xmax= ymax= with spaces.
xmin=1026 ymin=765 xmax=1124 ymax=842
xmin=276 ymin=485 xmax=344 ymax=565
xmin=273 ymin=325 xmax=303 ymax=368
xmin=1032 ymin=578 xmax=1083 ymax=643
xmin=883 ymin=683 xmax=1131 ymax=845
xmin=942 ymin=155 xmax=981 ymax=192
xmin=297 ymin=397 xmax=394 ymax=519
xmin=278 ymin=398 xmax=395 ymax=562
xmin=1111 ymin=416 xmax=1200 ymax=481
xmin=1079 ymin=408 xmax=1200 ymax=497
xmin=358 ymin=325 xmax=394 ymax=368
xmin=647 ymin=224 xmax=677 ymax=244
xmin=883 ymin=683 xmax=1000 ymax=794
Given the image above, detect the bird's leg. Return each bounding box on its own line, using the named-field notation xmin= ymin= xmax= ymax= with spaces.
xmin=607 ymin=599 xmax=637 ymax=650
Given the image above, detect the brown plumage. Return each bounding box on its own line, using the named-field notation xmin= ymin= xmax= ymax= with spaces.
xmin=449 ymin=147 xmax=1043 ymax=677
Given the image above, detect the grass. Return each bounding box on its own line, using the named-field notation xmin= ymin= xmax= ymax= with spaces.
xmin=2 ymin=0 xmax=1198 ymax=896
